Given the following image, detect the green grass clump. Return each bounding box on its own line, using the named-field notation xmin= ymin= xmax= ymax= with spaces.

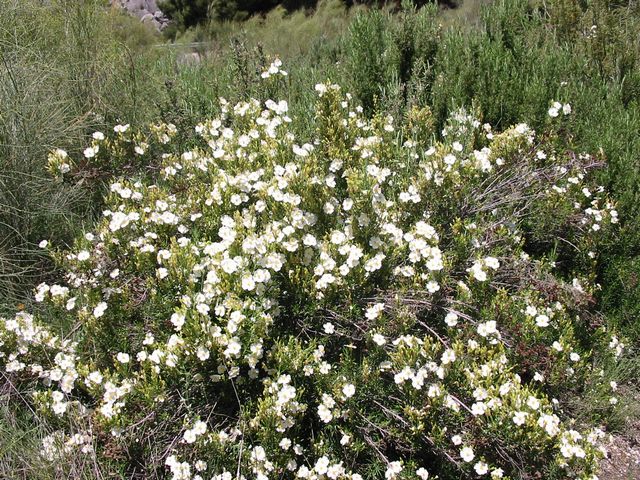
xmin=0 ymin=0 xmax=170 ymax=309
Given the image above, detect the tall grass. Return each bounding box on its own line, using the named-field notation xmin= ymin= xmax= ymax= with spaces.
xmin=0 ymin=0 xmax=173 ymax=310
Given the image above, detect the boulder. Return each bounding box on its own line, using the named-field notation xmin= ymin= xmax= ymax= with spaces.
xmin=111 ymin=0 xmax=170 ymax=31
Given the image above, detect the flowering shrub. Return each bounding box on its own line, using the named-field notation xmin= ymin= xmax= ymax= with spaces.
xmin=2 ymin=68 xmax=625 ymax=479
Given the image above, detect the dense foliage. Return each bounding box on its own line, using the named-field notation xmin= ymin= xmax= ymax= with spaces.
xmin=158 ymin=0 xmax=455 ymax=33
xmin=2 ymin=67 xmax=626 ymax=478
xmin=1 ymin=1 xmax=639 ymax=478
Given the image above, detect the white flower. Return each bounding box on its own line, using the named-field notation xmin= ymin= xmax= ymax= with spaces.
xmin=477 ymin=321 xmax=497 ymax=337
xmin=535 ymin=314 xmax=550 ymax=327
xmin=365 ymin=303 xmax=385 ymax=320
xmin=342 ymin=384 xmax=355 ymax=398
xmin=193 ymin=420 xmax=207 ymax=435
xmin=171 ymin=312 xmax=186 ymax=330
xmin=460 ymin=446 xmax=475 ymax=462
xmin=445 ymin=312 xmax=459 ymax=326
xmin=196 ymin=346 xmax=210 ymax=361
xmin=39 ymin=240 xmax=49 ymax=248
xmin=52 ymin=398 xmax=68 ymax=415
xmin=265 ymin=253 xmax=284 ymax=271
xmin=416 ymin=467 xmax=429 ymax=480
xmin=474 ymin=461 xmax=489 ymax=475
xmin=491 ymin=468 xmax=504 ymax=478
xmin=444 ymin=154 xmax=457 ymax=166
xmin=513 ymin=411 xmax=528 ymax=426
xmin=109 ymin=212 xmax=133 ymax=232
xmin=93 ymin=302 xmax=107 ymax=318
xmin=315 ymin=83 xmax=328 ymax=95
xmin=88 ymin=371 xmax=103 ymax=384
xmin=469 ymin=261 xmax=487 ymax=281
xmin=323 ymin=201 xmax=335 ymax=214
xmin=471 ymin=402 xmax=487 ymax=416
xmin=526 ymin=396 xmax=540 ymax=410
xmin=484 ymin=256 xmax=500 ymax=269
xmin=183 ymin=429 xmax=197 ymax=444
xmin=77 ymin=250 xmax=90 ymax=261
xmin=330 ymin=230 xmax=346 ymax=244
xmin=116 ymin=352 xmax=130 ymax=364
xmin=241 ymin=274 xmax=256 ymax=291
xmin=224 ymin=338 xmax=241 ymax=358
xmin=220 ymin=257 xmax=238 ymax=274
xmin=372 ymin=333 xmax=386 ymax=346
xmin=303 ymin=234 xmax=317 ymax=247
xmin=441 ymin=349 xmax=456 ymax=365
xmin=323 ymin=322 xmax=335 ymax=334
xmin=316 ymin=273 xmax=336 ymax=290
xmin=385 ymin=461 xmax=403 ymax=479
xmin=364 ymin=253 xmax=385 ymax=272
xmin=279 ymin=438 xmax=292 ymax=450
xmin=318 ymin=404 xmax=333 ymax=423
xmin=315 ymin=456 xmax=330 ymax=475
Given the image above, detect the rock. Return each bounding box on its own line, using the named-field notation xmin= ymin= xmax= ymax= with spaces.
xmin=177 ymin=52 xmax=202 ymax=66
xmin=111 ymin=0 xmax=170 ymax=31
xmin=598 ymin=424 xmax=640 ymax=480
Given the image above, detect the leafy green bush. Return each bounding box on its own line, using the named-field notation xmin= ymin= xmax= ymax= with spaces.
xmin=337 ymin=0 xmax=640 ymax=342
xmin=342 ymin=8 xmax=397 ymax=113
xmin=2 ymin=1 xmax=640 ymax=476
xmin=1 ymin=68 xmax=625 ymax=479
xmin=341 ymin=2 xmax=441 ymax=115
